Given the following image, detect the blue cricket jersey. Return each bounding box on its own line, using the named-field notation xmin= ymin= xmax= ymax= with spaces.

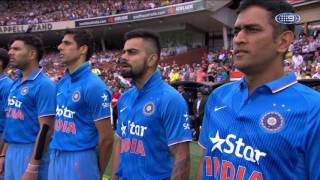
xmin=0 ymin=74 xmax=13 ymax=133
xmin=115 ymin=71 xmax=192 ymax=180
xmin=4 ymin=69 xmax=56 ymax=143
xmin=50 ymin=63 xmax=111 ymax=151
xmin=199 ymin=73 xmax=320 ymax=180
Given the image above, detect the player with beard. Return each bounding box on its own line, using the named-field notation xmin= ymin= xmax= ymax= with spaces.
xmin=111 ymin=29 xmax=192 ymax=180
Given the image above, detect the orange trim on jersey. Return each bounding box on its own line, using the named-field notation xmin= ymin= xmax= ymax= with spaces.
xmin=272 ymin=81 xmax=298 ymax=93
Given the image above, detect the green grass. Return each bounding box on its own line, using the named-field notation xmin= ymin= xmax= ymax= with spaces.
xmin=103 ymin=139 xmax=202 ymax=180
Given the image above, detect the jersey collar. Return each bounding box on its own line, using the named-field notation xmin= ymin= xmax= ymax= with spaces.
xmin=17 ymin=68 xmax=42 ymax=81
xmin=0 ymin=73 xmax=7 ymax=81
xmin=135 ymin=70 xmax=162 ymax=93
xmin=67 ymin=63 xmax=91 ymax=82
xmin=265 ymin=72 xmax=298 ymax=93
xmin=239 ymin=72 xmax=298 ymax=94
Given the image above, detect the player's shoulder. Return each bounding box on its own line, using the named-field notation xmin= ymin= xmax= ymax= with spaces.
xmin=159 ymin=82 xmax=181 ymax=96
xmin=207 ymin=81 xmax=240 ymax=101
xmin=84 ymin=72 xmax=107 ymax=89
xmin=291 ymin=83 xmax=320 ymax=108
xmin=0 ymin=76 xmax=13 ymax=87
xmin=3 ymin=76 xmax=13 ymax=84
xmin=37 ymin=72 xmax=56 ymax=87
xmin=119 ymin=87 xmax=136 ymax=101
xmin=159 ymin=82 xmax=186 ymax=105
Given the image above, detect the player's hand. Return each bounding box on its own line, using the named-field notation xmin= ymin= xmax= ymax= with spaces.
xmin=21 ymin=163 xmax=39 ymax=180
xmin=21 ymin=170 xmax=38 ymax=180
xmin=0 ymin=157 xmax=4 ymax=177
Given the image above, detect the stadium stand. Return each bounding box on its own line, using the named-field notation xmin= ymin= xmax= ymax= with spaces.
xmin=0 ymin=0 xmax=193 ymax=25
xmin=18 ymin=31 xmax=318 ymax=94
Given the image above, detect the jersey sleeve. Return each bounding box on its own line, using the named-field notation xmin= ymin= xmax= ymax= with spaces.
xmin=86 ymin=81 xmax=111 ymax=122
xmin=115 ymin=96 xmax=124 ymax=139
xmin=305 ymin=105 xmax=320 ymax=179
xmin=3 ymin=79 xmax=13 ymax=100
xmin=0 ymin=79 xmax=12 ymax=118
xmin=198 ymin=93 xmax=214 ymax=149
xmin=36 ymin=80 xmax=56 ymax=117
xmin=161 ymin=93 xmax=192 ymax=146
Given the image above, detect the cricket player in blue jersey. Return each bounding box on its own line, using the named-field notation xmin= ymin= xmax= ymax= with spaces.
xmin=48 ymin=29 xmax=114 ymax=180
xmin=0 ymin=48 xmax=13 ymax=179
xmin=3 ymin=35 xmax=56 ymax=180
xmin=197 ymin=0 xmax=320 ymax=179
xmin=111 ymin=29 xmax=192 ymax=180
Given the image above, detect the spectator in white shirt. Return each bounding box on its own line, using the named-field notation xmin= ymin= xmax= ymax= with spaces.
xmin=292 ymin=51 xmax=304 ymax=69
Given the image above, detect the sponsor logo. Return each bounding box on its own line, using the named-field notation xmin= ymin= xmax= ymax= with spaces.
xmin=128 ymin=120 xmax=147 ymax=137
xmin=183 ymin=112 xmax=190 ymax=130
xmin=8 ymin=96 xmax=22 ymax=108
xmin=204 ymin=156 xmax=263 ymax=179
xmin=275 ymin=13 xmax=300 ymax=24
xmin=175 ymin=4 xmax=194 ymax=12
xmin=121 ymin=122 xmax=127 ymax=136
xmin=6 ymin=107 xmax=24 ymax=120
xmin=260 ymin=112 xmax=284 ymax=132
xmin=120 ymin=138 xmax=146 ymax=156
xmin=210 ymin=131 xmax=267 ymax=164
xmin=214 ymin=106 xmax=227 ymax=112
xmin=120 ymin=106 xmax=127 ymax=113
xmin=120 ymin=121 xmax=147 ymax=156
xmin=101 ymin=93 xmax=109 ymax=108
xmin=54 ymin=120 xmax=76 ymax=134
xmin=56 ymin=105 xmax=75 ymax=119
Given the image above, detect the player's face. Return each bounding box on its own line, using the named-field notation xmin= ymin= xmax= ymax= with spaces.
xmin=120 ymin=38 xmax=149 ymax=79
xmin=233 ymin=6 xmax=278 ymax=75
xmin=8 ymin=40 xmax=32 ymax=70
xmin=58 ymin=34 xmax=82 ymax=66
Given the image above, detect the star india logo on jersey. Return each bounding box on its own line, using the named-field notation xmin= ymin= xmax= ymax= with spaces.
xmin=210 ymin=131 xmax=267 ymax=165
xmin=101 ymin=93 xmax=109 ymax=109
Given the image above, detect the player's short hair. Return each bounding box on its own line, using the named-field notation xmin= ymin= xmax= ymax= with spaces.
xmin=64 ymin=29 xmax=94 ymax=61
xmin=0 ymin=48 xmax=9 ymax=69
xmin=238 ymin=0 xmax=296 ymax=38
xmin=124 ymin=29 xmax=161 ymax=62
xmin=10 ymin=35 xmax=44 ymax=62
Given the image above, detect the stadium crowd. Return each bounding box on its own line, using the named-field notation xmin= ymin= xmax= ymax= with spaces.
xmin=4 ymin=32 xmax=318 ymax=96
xmin=0 ymin=0 xmax=193 ymax=26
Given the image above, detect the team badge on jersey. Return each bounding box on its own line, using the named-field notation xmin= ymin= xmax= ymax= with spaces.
xmin=21 ymin=87 xmax=29 ymax=95
xmin=143 ymin=102 xmax=155 ymax=116
xmin=72 ymin=91 xmax=81 ymax=102
xmin=260 ymin=112 xmax=284 ymax=132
